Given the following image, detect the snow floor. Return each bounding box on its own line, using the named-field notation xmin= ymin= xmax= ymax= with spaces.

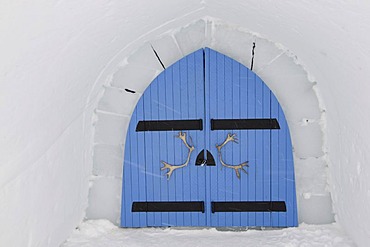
xmin=62 ymin=220 xmax=356 ymax=247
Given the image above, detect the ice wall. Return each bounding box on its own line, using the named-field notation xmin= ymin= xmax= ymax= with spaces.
xmin=1 ymin=1 xmax=370 ymax=246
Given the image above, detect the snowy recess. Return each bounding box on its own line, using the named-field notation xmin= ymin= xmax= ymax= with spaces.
xmin=62 ymin=219 xmax=355 ymax=247
xmin=89 ymin=18 xmax=332 ymax=226
xmin=1 ymin=1 xmax=370 ymax=246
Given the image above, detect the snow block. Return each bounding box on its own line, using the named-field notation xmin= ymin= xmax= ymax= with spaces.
xmin=127 ymin=43 xmax=166 ymax=71
xmin=257 ymin=54 xmax=321 ymax=123
xmin=253 ymin=37 xmax=287 ymax=73
xmin=298 ymin=194 xmax=334 ymax=224
xmin=110 ymin=64 xmax=159 ymax=94
xmin=174 ymin=19 xmax=206 ymax=56
xmin=150 ymin=35 xmax=183 ymax=69
xmin=291 ymin=122 xmax=324 ymax=158
xmin=93 ymin=144 xmax=124 ymax=177
xmin=86 ymin=177 xmax=122 ymax=225
xmin=94 ymin=112 xmax=129 ymax=146
xmin=295 ymin=157 xmax=328 ymax=195
xmin=209 ymin=23 xmax=255 ymax=67
xmin=97 ymin=86 xmax=140 ymax=116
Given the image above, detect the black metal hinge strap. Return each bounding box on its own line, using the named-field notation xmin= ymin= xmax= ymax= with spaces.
xmin=211 ymin=201 xmax=286 ymax=213
xmin=211 ymin=119 xmax=280 ymax=130
xmin=132 ymin=201 xmax=205 ymax=213
xmin=136 ymin=119 xmax=203 ymax=132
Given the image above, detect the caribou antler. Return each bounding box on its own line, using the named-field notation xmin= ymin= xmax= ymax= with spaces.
xmin=216 ymin=133 xmax=249 ymax=179
xmin=161 ymin=132 xmax=195 ymax=180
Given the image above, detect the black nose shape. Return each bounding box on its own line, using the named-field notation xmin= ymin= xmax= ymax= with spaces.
xmin=195 ymin=149 xmax=216 ymax=166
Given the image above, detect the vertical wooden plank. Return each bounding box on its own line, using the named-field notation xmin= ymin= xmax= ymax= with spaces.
xmin=247 ymin=70 xmax=256 ymax=226
xmin=143 ymin=80 xmax=155 ymax=226
xmin=197 ymin=49 xmax=207 ymax=227
xmin=130 ymin=99 xmax=146 ymax=227
xmin=231 ymin=60 xmax=241 ymax=227
xmin=216 ymin=51 xmax=226 ymax=227
xmin=189 ymin=50 xmax=206 ymax=226
xmin=187 ymin=52 xmax=196 ymax=227
xmin=270 ymin=93 xmax=280 ymax=227
xmin=150 ymin=79 xmax=162 ymax=226
xmin=180 ymin=55 xmax=191 ymax=227
xmin=262 ymin=84 xmax=271 ymax=226
xmin=172 ymin=60 xmax=184 ymax=226
xmin=122 ymin=118 xmax=133 ymax=226
xmin=165 ymin=64 xmax=177 ymax=226
xmin=121 ymin=92 xmax=147 ymax=227
xmin=208 ymin=49 xmax=218 ymax=226
xmin=239 ymin=63 xmax=249 ymax=226
xmin=223 ymin=55 xmax=234 ymax=227
xmin=135 ymin=100 xmax=147 ymax=227
xmin=204 ymin=48 xmax=212 ymax=227
xmin=157 ymin=71 xmax=169 ymax=226
xmin=255 ymin=77 xmax=264 ymax=226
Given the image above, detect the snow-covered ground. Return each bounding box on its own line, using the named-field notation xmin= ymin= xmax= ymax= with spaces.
xmin=62 ymin=220 xmax=355 ymax=247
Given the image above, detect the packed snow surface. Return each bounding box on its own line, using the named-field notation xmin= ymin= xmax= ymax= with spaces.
xmin=62 ymin=220 xmax=355 ymax=247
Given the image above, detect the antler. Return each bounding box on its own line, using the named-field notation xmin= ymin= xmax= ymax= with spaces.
xmin=216 ymin=133 xmax=249 ymax=179
xmin=161 ymin=132 xmax=195 ymax=180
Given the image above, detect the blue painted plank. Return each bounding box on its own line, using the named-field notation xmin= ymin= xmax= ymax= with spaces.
xmin=122 ymin=120 xmax=133 ymax=227
xmin=130 ymin=100 xmax=146 ymax=227
xmin=204 ymin=48 xmax=212 ymax=226
xmin=164 ymin=66 xmax=177 ymax=226
xmin=247 ymin=70 xmax=257 ymax=226
xmin=208 ymin=48 xmax=219 ymax=226
xmin=231 ymin=60 xmax=241 ymax=226
xmin=216 ymin=51 xmax=226 ymax=227
xmin=171 ymin=60 xmax=184 ymax=226
xmin=189 ymin=50 xmax=206 ymax=226
xmin=151 ymin=77 xmax=162 ymax=226
xmin=157 ymin=71 xmax=169 ymax=226
xmin=262 ymin=84 xmax=271 ymax=226
xmin=143 ymin=81 xmax=155 ymax=226
xmin=180 ymin=56 xmax=191 ymax=226
xmin=255 ymin=76 xmax=264 ymax=226
xmin=223 ymin=54 xmax=234 ymax=227
xmin=239 ymin=63 xmax=249 ymax=226
xmin=135 ymin=100 xmax=147 ymax=227
xmin=270 ymin=93 xmax=280 ymax=227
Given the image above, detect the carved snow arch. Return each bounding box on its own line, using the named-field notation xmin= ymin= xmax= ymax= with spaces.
xmin=89 ymin=18 xmax=329 ymax=225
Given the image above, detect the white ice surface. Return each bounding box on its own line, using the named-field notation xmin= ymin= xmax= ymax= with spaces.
xmin=62 ymin=220 xmax=355 ymax=247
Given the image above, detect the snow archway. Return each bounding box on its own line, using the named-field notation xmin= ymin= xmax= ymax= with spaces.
xmin=2 ymin=1 xmax=370 ymax=246
xmin=88 ymin=18 xmax=331 ymax=226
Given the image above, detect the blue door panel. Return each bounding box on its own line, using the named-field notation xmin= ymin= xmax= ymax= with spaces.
xmin=121 ymin=48 xmax=298 ymax=228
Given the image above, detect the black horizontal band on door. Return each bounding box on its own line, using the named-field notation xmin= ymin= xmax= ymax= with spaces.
xmin=211 ymin=119 xmax=280 ymax=130
xmin=132 ymin=201 xmax=205 ymax=213
xmin=136 ymin=119 xmax=203 ymax=132
xmin=211 ymin=201 xmax=286 ymax=213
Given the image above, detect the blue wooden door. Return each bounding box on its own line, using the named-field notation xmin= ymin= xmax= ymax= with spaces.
xmin=121 ymin=48 xmax=297 ymax=227
xmin=204 ymin=48 xmax=297 ymax=227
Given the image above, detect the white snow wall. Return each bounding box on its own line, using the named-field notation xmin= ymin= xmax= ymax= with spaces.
xmin=1 ymin=1 xmax=370 ymax=247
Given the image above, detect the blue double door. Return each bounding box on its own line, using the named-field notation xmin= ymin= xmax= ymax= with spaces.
xmin=121 ymin=48 xmax=297 ymax=228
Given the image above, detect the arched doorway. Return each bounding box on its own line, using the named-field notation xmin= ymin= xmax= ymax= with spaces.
xmin=121 ymin=48 xmax=297 ymax=227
